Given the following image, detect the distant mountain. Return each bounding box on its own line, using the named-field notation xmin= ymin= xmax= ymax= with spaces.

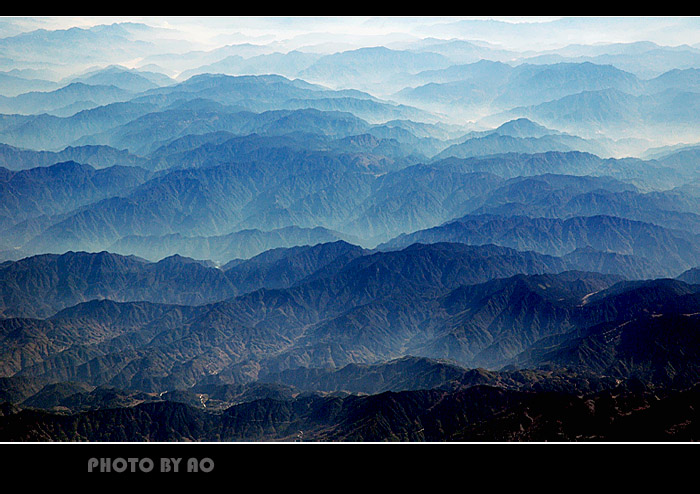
xmin=3 ymin=146 xmax=492 ymax=256
xmin=0 ymin=143 xmax=147 ymax=170
xmin=0 ymin=251 xmax=237 ymax=318
xmin=68 ymin=65 xmax=175 ymax=92
xmin=562 ymin=246 xmax=664 ymax=280
xmin=433 ymin=151 xmax=606 ymax=178
xmin=365 ymin=124 xmax=453 ymax=157
xmin=395 ymin=79 xmax=498 ymax=114
xmin=434 ymin=132 xmax=608 ymax=160
xmin=381 ymin=214 xmax=700 ymax=277
xmin=461 ymin=173 xmax=700 ymax=234
xmin=327 ymin=133 xmax=424 ymax=160
xmin=109 ymin=226 xmax=357 ymax=265
xmin=0 ymin=241 xmax=370 ymax=319
xmin=0 ymin=74 xmax=438 ymax=152
xmin=0 ymin=23 xmax=188 ymax=73
xmin=78 ymin=107 xmax=373 ymax=155
xmin=484 ymin=87 xmax=700 ymax=142
xmin=396 ymin=59 xmax=514 ymax=87
xmin=279 ymin=97 xmax=436 ymax=125
xmin=0 ymin=100 xmax=160 ymax=151
xmin=179 ymin=51 xmax=322 ymax=80
xmin=494 ymin=62 xmax=643 ymax=108
xmin=68 ymin=70 xmax=154 ymax=93
xmin=487 ymin=118 xmax=560 ymax=139
xmin=134 ymin=73 xmax=379 ymax=113
xmin=9 ymin=146 xmax=697 ymax=260
xmin=489 ymin=88 xmax=641 ymax=131
xmin=0 ymin=71 xmax=59 ymax=97
xmin=407 ymin=38 xmax=519 ymax=64
xmin=17 ymin=146 xmax=391 ymax=255
xmin=433 ymin=151 xmax=686 ymax=190
xmin=644 ymin=68 xmax=700 ymax=94
xmin=144 ymin=132 xmax=332 ymax=171
xmin=522 ymin=44 xmax=700 ymax=79
xmin=298 ymin=47 xmax=453 ymax=92
xmin=340 ymin=165 xmax=504 ymax=243
xmin=222 ymin=240 xmax=370 ymax=293
xmin=677 ymin=266 xmax=700 ymax=285
xmin=395 ymin=61 xmax=644 ymax=116
xmin=0 ymin=161 xmax=150 ymax=232
xmin=658 ymin=146 xmax=700 ymax=171
xmin=0 ymin=82 xmax=134 ymax=115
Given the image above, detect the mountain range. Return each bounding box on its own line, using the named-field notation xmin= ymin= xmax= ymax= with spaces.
xmin=3 ymin=17 xmax=700 ymax=442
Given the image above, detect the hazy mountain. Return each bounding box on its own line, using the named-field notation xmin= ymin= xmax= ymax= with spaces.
xmin=396 ymin=59 xmax=514 ymax=87
xmin=408 ymin=38 xmax=519 ymax=63
xmin=485 ymin=87 xmax=700 ymax=143
xmin=644 ymin=68 xmax=700 ymax=94
xmin=0 ymin=143 xmax=147 ymax=171
xmin=340 ymin=165 xmax=504 ymax=243
xmin=138 ymin=43 xmax=280 ymax=78
xmin=433 ymin=151 xmax=686 ymax=190
xmin=135 ymin=73 xmax=376 ymax=112
xmin=434 ymin=132 xmax=608 ymax=160
xmin=394 ymin=79 xmax=499 ymax=114
xmin=4 ymin=17 xmax=700 ymax=443
xmin=494 ymin=62 xmax=643 ymax=108
xmin=298 ymin=47 xmax=453 ymax=93
xmin=279 ymin=97 xmax=436 ymax=125
xmin=222 ymin=240 xmax=370 ymax=293
xmin=68 ymin=65 xmax=175 ymax=92
xmin=0 ymin=250 xmax=238 ymax=318
xmin=458 ymin=173 xmax=700 ymax=234
xmin=16 ymin=147 xmax=389 ymax=255
xmin=523 ymin=44 xmax=700 ymax=79
xmin=108 ymin=227 xmax=356 ymax=265
xmin=0 ymin=71 xmax=59 ymax=97
xmin=395 ymin=62 xmax=644 ymax=116
xmin=0 ymin=143 xmax=499 ymax=257
xmin=677 ymin=266 xmax=700 ymax=285
xmin=0 ymin=82 xmax=134 ymax=115
xmin=484 ymin=118 xmax=560 ymax=139
xmin=0 ymin=161 xmax=149 ymax=229
xmin=144 ymin=131 xmax=332 ymax=171
xmin=179 ymin=51 xmax=322 ymax=80
xmin=0 ymin=23 xmax=192 ymax=75
xmin=658 ymin=146 xmax=700 ymax=170
xmin=382 ymin=214 xmax=700 ymax=277
xmin=0 ymin=100 xmax=160 ymax=150
xmin=8 ymin=146 xmax=694 ymax=260
xmin=0 ymin=74 xmax=433 ymax=152
xmin=78 ymin=107 xmax=373 ymax=155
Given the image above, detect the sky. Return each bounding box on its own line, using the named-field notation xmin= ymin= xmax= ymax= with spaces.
xmin=3 ymin=16 xmax=700 ymax=52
